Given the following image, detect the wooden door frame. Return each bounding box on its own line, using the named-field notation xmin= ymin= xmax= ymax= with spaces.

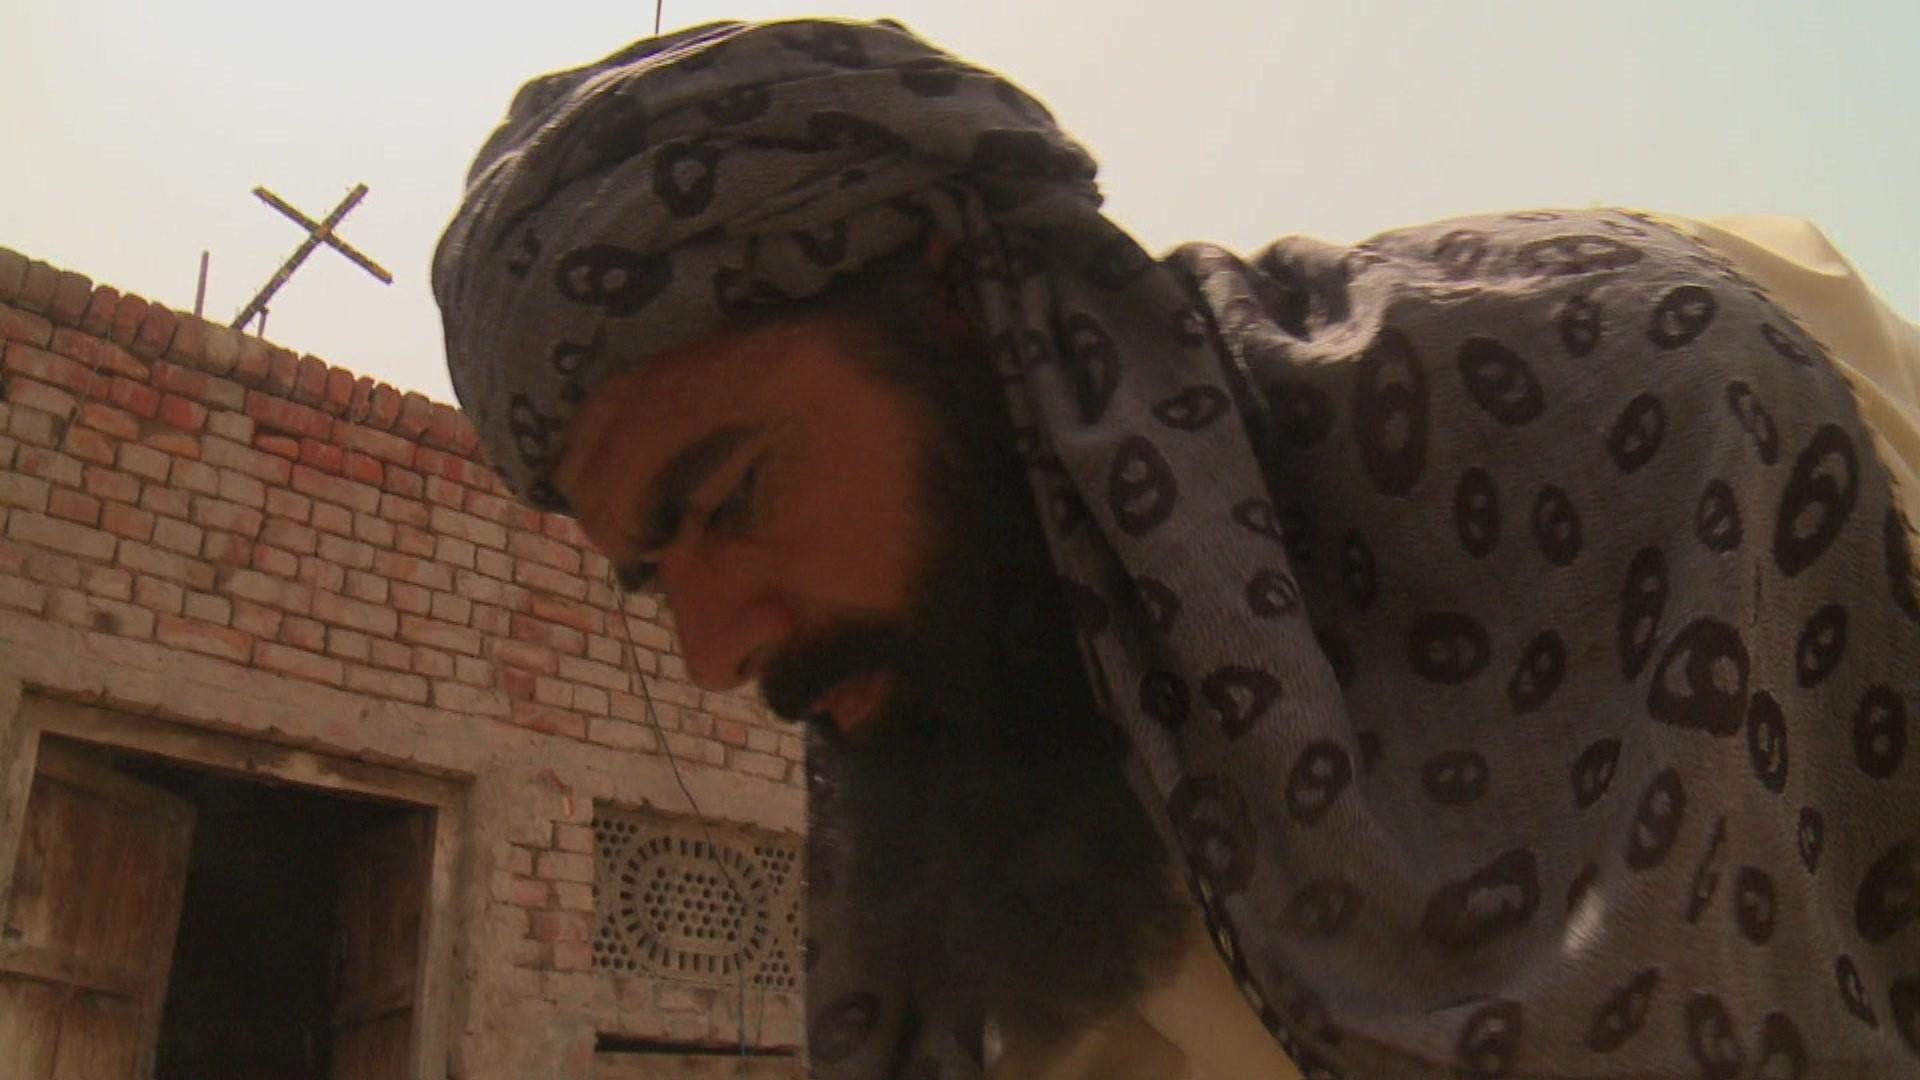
xmin=0 ymin=688 xmax=467 ymax=1080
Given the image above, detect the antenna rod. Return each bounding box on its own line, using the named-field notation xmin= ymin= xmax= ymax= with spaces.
xmin=193 ymin=251 xmax=210 ymax=317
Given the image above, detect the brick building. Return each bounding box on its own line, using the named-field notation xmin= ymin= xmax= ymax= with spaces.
xmin=0 ymin=245 xmax=805 ymax=1079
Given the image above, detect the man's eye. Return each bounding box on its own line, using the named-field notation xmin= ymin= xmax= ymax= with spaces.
xmin=615 ymin=562 xmax=659 ymax=593
xmin=706 ymin=464 xmax=758 ymax=532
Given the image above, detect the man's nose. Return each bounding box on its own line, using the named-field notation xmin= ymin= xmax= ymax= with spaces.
xmin=657 ymin=547 xmax=790 ymax=692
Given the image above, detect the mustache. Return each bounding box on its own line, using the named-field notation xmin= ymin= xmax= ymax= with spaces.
xmin=759 ymin=621 xmax=921 ymax=723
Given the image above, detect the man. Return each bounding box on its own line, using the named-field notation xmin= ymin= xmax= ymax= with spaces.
xmin=433 ymin=19 xmax=1920 ymax=1079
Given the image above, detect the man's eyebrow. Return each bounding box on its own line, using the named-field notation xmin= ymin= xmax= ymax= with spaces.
xmin=632 ymin=423 xmax=761 ymax=548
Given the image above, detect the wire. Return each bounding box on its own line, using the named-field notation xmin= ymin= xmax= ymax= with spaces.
xmin=603 ymin=567 xmax=771 ymax=1056
xmin=654 ymin=0 xmax=663 ymax=36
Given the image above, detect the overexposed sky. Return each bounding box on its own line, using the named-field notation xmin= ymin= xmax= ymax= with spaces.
xmin=4 ymin=1 xmax=1915 ymax=403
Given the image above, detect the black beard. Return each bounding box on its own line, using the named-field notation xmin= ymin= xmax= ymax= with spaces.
xmin=780 ymin=405 xmax=1186 ymax=1041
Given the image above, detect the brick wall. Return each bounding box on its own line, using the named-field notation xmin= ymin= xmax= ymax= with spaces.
xmin=0 ymin=244 xmax=805 ymax=1076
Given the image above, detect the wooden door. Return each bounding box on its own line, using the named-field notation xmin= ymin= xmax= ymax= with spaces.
xmin=0 ymin=739 xmax=195 ymax=1080
xmin=330 ymin=812 xmax=427 ymax=1080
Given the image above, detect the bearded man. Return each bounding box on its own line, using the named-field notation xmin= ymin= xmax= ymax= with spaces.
xmin=433 ymin=19 xmax=1920 ymax=1080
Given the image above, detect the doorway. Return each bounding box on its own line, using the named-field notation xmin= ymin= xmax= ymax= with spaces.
xmin=0 ymin=713 xmax=452 ymax=1080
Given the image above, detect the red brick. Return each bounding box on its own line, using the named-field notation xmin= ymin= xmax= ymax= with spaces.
xmin=376 ymin=463 xmax=418 ymax=495
xmin=424 ymin=403 xmax=464 ymax=450
xmin=214 ymin=469 xmax=264 ymax=508
xmin=252 ymin=543 xmax=299 ymax=578
xmin=264 ymin=486 xmax=311 ymax=523
xmin=115 ymin=444 xmax=168 ymax=484
xmin=5 ymin=378 xmax=76 ymax=419
xmin=8 ymin=511 xmax=115 ymax=560
xmin=16 ymin=261 xmax=58 ymax=314
xmin=157 ymin=394 xmax=207 ymax=432
xmin=344 ymin=664 xmax=429 ymax=704
xmin=130 ymin=304 xmax=177 ymax=360
xmin=108 ymin=294 xmax=148 ymax=348
xmin=47 ymin=271 xmax=92 ymax=325
xmin=529 ymin=594 xmax=600 ymax=636
xmin=368 ymin=383 xmax=402 ymax=428
xmin=714 ymin=717 xmax=748 ymax=747
xmin=498 ymin=875 xmax=549 ymax=910
xmin=78 ymin=401 xmax=138 ymax=442
xmin=431 ymin=679 xmax=508 ymax=716
xmin=313 ymin=589 xmax=398 ymax=637
xmin=259 ymin=518 xmax=315 ymax=555
xmin=255 ymin=433 xmax=299 ymax=459
xmin=155 ymin=614 xmax=251 ymax=664
xmin=279 ymin=614 xmax=326 ymax=651
xmin=511 ymin=700 xmax=586 ymax=739
xmin=140 ymin=485 xmax=189 ymax=520
xmin=143 ymin=505 xmax=194 ymax=545
xmin=534 ymin=850 xmax=592 ymax=885
xmin=539 ymin=514 xmax=587 ymax=548
xmin=162 ymin=313 xmax=210 ymax=368
xmin=155 ymin=361 xmax=243 ymax=410
xmin=508 ymin=530 xmax=582 ymax=574
xmin=81 ymin=564 xmax=133 ymax=602
xmin=0 ymin=252 xmax=32 ymax=306
xmin=379 ymin=493 xmax=429 ymax=528
xmin=339 ymin=420 xmax=415 ymax=467
xmin=234 ymin=335 xmax=271 ymax=383
xmin=60 ymin=426 xmax=113 ymax=467
xmin=103 ymin=376 xmax=160 ymax=418
xmin=395 ymin=393 xmax=432 ymax=438
xmin=246 ymin=391 xmax=332 ymax=440
xmin=343 ymin=451 xmax=383 ymax=487
xmin=395 ymin=524 xmax=435 ymax=557
xmin=499 ymin=665 xmax=539 ymax=700
xmin=298 ymin=437 xmax=344 ymax=473
xmin=7 ymin=341 xmax=98 ymax=394
xmin=253 ymin=641 xmax=343 ymax=685
xmin=291 ymin=463 xmax=379 ymax=513
xmin=298 ymin=554 xmax=345 ymax=593
xmin=265 ymin=347 xmax=299 ymax=395
xmin=202 ymin=532 xmax=254 ymax=567
xmin=202 ymin=434 xmax=292 ymax=484
xmin=190 ymin=496 xmax=262 ymax=536
xmin=293 ymin=355 xmax=328 ymax=404
xmin=101 ymin=502 xmax=155 ymax=541
xmin=77 ymin=287 xmax=116 ymax=337
xmin=399 ymin=613 xmax=479 ymax=655
xmin=552 ymin=824 xmax=594 ymax=855
xmin=46 ymin=487 xmax=100 ymax=526
xmin=323 ymin=367 xmax=354 ymax=411
xmin=230 ymin=597 xmax=282 ymax=637
xmin=133 ymin=572 xmax=182 ymax=613
xmin=82 ymin=465 xmax=139 ymax=504
xmin=0 ymin=303 xmax=53 ymax=347
xmin=347 ymin=376 xmax=375 ymax=422
xmin=204 ymin=409 xmax=252 ymax=444
xmin=390 ymin=581 xmax=431 ymax=616
xmin=311 ymin=502 xmax=353 ymax=538
xmin=145 ymin=428 xmax=199 ymax=461
xmin=375 ymin=549 xmax=453 ymax=591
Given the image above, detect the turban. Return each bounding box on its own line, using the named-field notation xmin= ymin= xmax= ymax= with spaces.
xmin=437 ymin=19 xmax=1920 ymax=1079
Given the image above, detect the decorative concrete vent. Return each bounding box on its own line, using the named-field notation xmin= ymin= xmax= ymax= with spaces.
xmin=592 ymin=804 xmax=801 ymax=992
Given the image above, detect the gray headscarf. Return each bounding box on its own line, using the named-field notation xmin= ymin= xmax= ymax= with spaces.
xmin=437 ymin=19 xmax=1920 ymax=1079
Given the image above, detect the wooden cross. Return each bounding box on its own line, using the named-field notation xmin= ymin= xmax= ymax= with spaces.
xmin=232 ymin=184 xmax=392 ymax=332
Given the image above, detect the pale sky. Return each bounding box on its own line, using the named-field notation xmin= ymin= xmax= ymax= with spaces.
xmin=5 ymin=1 xmax=1915 ymax=404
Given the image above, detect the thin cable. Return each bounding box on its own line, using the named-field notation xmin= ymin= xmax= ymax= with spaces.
xmin=604 ymin=567 xmax=772 ymax=1055
xmin=654 ymin=0 xmax=663 ymax=36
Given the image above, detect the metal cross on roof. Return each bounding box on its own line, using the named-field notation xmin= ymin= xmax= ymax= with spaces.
xmin=232 ymin=183 xmax=392 ymax=332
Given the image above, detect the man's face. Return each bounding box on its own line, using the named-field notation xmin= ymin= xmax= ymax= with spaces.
xmin=553 ymin=317 xmax=940 ymax=735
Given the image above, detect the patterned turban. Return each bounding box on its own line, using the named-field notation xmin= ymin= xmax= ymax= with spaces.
xmin=438 ymin=19 xmax=1920 ymax=1080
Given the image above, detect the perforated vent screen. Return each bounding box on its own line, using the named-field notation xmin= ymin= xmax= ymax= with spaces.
xmin=592 ymin=804 xmax=802 ymax=992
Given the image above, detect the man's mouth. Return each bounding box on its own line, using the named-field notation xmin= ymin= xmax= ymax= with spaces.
xmin=807 ymin=672 xmax=897 ymax=735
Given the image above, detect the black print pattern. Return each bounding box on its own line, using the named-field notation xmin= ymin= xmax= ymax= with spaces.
xmin=437 ymin=33 xmax=1920 ymax=1071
